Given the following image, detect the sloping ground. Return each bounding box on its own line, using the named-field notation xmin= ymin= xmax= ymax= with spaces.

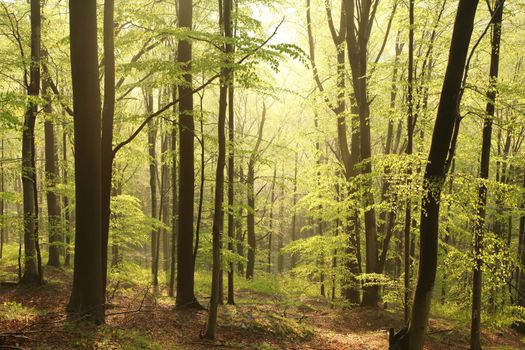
xmin=0 ymin=269 xmax=523 ymax=350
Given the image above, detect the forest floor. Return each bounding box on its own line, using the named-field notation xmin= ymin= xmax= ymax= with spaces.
xmin=1 ymin=264 xmax=524 ymax=349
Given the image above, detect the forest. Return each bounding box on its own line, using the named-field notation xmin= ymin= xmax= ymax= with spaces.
xmin=0 ymin=0 xmax=524 ymax=349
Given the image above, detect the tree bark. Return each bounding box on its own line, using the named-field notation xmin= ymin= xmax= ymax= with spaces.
xmin=471 ymin=1 xmax=504 ymax=348
xmin=147 ymin=94 xmax=159 ymax=287
xmin=403 ymin=0 xmax=415 ymax=324
xmin=176 ymin=0 xmax=199 ymax=308
xmin=169 ymin=88 xmax=178 ymax=298
xmin=21 ymin=0 xmax=43 ymax=284
xmin=245 ymin=103 xmax=266 ymax=279
xmin=101 ymin=0 xmax=116 ymax=299
xmin=67 ymin=0 xmax=105 ymax=323
xmin=43 ymin=74 xmax=61 ymax=267
xmin=204 ymin=0 xmax=232 ymax=337
xmin=399 ymin=1 xmax=480 ymax=348
xmin=227 ymin=83 xmax=235 ymax=304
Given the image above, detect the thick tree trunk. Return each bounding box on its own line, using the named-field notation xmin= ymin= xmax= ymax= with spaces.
xmin=471 ymin=1 xmax=504 ymax=348
xmin=21 ymin=0 xmax=43 ymax=284
xmin=343 ymin=0 xmax=379 ymax=307
xmin=67 ymin=0 xmax=105 ymax=323
xmin=176 ymin=0 xmax=199 ymax=308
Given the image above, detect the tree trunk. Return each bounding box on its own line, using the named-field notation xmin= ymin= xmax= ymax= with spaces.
xmin=161 ymin=132 xmax=171 ymax=272
xmin=278 ymin=168 xmax=285 ymax=274
xmin=245 ymin=103 xmax=266 ymax=279
xmin=67 ymin=0 xmax=105 ymax=323
xmin=176 ymin=0 xmax=199 ymax=308
xmin=227 ymin=83 xmax=235 ymax=304
xmin=246 ymin=161 xmax=256 ymax=279
xmin=470 ymin=1 xmax=504 ymax=348
xmin=169 ymin=88 xmax=178 ymax=298
xmin=0 ymin=139 xmax=4 ymax=259
xmin=343 ymin=0 xmax=379 ymax=307
xmin=290 ymin=152 xmax=298 ymax=269
xmin=403 ymin=0 xmax=415 ymax=324
xmin=395 ymin=1 xmax=480 ymax=348
xmin=147 ymin=95 xmax=159 ymax=287
xmin=101 ymin=0 xmax=116 ymax=299
xmin=62 ymin=122 xmax=71 ymax=267
xmin=204 ymin=0 xmax=232 ymax=337
xmin=267 ymin=167 xmax=277 ymax=273
xmin=21 ymin=0 xmax=43 ymax=284
xmin=43 ymin=75 xmax=61 ymax=267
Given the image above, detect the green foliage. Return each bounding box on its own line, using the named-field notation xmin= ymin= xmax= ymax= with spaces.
xmin=0 ymin=301 xmax=40 ymax=322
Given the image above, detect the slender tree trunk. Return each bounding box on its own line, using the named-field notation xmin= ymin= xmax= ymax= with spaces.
xmin=194 ymin=94 xmax=205 ymax=271
xmin=237 ymin=165 xmax=245 ymax=275
xmin=290 ymin=152 xmax=298 ymax=269
xmin=246 ymin=161 xmax=256 ymax=278
xmin=227 ymin=83 xmax=235 ymax=304
xmin=147 ymin=95 xmax=159 ymax=287
xmin=67 ymin=0 xmax=105 ymax=323
xmin=62 ymin=122 xmax=71 ymax=267
xmin=43 ymin=75 xmax=61 ymax=267
xmin=204 ymin=0 xmax=232 ymax=337
xmin=267 ymin=167 xmax=277 ymax=273
xmin=0 ymin=139 xmax=4 ymax=259
xmin=169 ymin=88 xmax=178 ymax=297
xmin=245 ymin=104 xmax=266 ymax=279
xmin=471 ymin=1 xmax=504 ymax=348
xmin=403 ymin=0 xmax=415 ymax=324
xmin=161 ymin=132 xmax=171 ymax=272
xmin=395 ymin=1 xmax=480 ymax=348
xmin=278 ymin=168 xmax=285 ymax=274
xmin=101 ymin=0 xmax=115 ymax=301
xmin=517 ymin=171 xmax=525 ymax=332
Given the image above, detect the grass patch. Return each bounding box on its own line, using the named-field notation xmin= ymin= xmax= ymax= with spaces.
xmin=0 ymin=301 xmax=40 ymax=321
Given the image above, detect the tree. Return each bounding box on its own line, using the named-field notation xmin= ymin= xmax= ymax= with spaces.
xmin=21 ymin=0 xmax=43 ymax=284
xmin=67 ymin=0 xmax=105 ymax=323
xmin=204 ymin=0 xmax=233 ymax=336
xmin=246 ymin=102 xmax=266 ymax=279
xmin=43 ymin=69 xmax=61 ymax=268
xmin=392 ymin=0 xmax=481 ymax=348
xmin=176 ymin=0 xmax=200 ymax=308
xmin=342 ymin=0 xmax=382 ymax=307
xmin=470 ymin=1 xmax=505 ymax=348
xmin=403 ymin=0 xmax=415 ymax=324
xmin=101 ymin=0 xmax=116 ymax=298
